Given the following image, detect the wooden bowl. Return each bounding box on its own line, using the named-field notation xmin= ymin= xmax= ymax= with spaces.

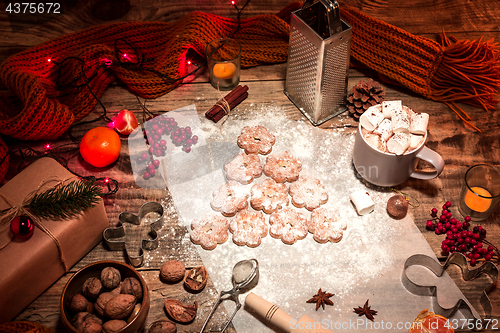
xmin=60 ymin=260 xmax=149 ymax=333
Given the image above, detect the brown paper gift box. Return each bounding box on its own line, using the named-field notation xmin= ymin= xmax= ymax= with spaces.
xmin=0 ymin=157 xmax=109 ymax=323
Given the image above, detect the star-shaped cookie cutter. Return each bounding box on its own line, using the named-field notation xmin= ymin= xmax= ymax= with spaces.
xmin=103 ymin=201 xmax=164 ymax=267
xmin=402 ymin=252 xmax=498 ymax=330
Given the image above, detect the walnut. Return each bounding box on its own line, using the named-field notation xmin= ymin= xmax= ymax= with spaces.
xmin=101 ymin=267 xmax=121 ymax=289
xmin=104 ymin=294 xmax=136 ymax=320
xmin=82 ymin=277 xmax=103 ymax=300
xmin=183 ymin=266 xmax=208 ymax=292
xmin=121 ymin=277 xmax=142 ymax=299
xmin=110 ymin=282 xmax=122 ymax=295
xmin=149 ymin=318 xmax=177 ymax=333
xmin=69 ymin=294 xmax=93 ymax=313
xmin=160 ymin=260 xmax=185 ymax=283
xmin=164 ymin=299 xmax=197 ymax=323
xmin=94 ymin=292 xmax=115 ymax=317
xmin=73 ymin=312 xmax=102 ymax=333
xmin=102 ymin=319 xmax=128 ymax=333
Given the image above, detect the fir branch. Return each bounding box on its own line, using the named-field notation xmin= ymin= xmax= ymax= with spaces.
xmin=28 ymin=179 xmax=102 ymax=219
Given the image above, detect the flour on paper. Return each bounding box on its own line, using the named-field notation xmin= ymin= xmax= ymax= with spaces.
xmin=163 ymin=104 xmax=465 ymax=333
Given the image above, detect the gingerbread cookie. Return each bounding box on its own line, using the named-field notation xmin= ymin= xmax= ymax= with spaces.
xmin=250 ymin=178 xmax=289 ymax=214
xmin=224 ymin=152 xmax=263 ymax=185
xmin=229 ymin=209 xmax=268 ymax=247
xmin=237 ymin=126 xmax=276 ymax=155
xmin=263 ymin=151 xmax=302 ymax=183
xmin=308 ymin=207 xmax=346 ymax=243
xmin=269 ymin=207 xmax=308 ymax=245
xmin=190 ymin=214 xmax=230 ymax=250
xmin=289 ymin=176 xmax=328 ymax=211
xmin=210 ymin=180 xmax=249 ymax=217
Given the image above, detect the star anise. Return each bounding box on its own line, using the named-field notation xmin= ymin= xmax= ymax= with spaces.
xmin=306 ymin=288 xmax=334 ymax=311
xmin=353 ymin=299 xmax=378 ymax=321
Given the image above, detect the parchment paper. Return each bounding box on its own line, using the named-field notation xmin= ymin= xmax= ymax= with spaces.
xmin=131 ymin=104 xmax=469 ymax=332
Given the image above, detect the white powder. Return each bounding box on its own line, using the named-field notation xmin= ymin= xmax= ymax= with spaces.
xmin=146 ymin=104 xmax=457 ymax=332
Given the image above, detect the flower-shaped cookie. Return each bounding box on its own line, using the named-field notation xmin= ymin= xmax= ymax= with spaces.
xmin=308 ymin=207 xmax=346 ymax=243
xmin=289 ymin=176 xmax=328 ymax=211
xmin=190 ymin=213 xmax=230 ymax=250
xmin=224 ymin=152 xmax=263 ymax=185
xmin=263 ymin=151 xmax=302 ymax=183
xmin=269 ymin=207 xmax=308 ymax=245
xmin=237 ymin=125 xmax=276 ymax=155
xmin=229 ymin=209 xmax=268 ymax=247
xmin=250 ymin=178 xmax=289 ymax=214
xmin=210 ymin=180 xmax=249 ymax=217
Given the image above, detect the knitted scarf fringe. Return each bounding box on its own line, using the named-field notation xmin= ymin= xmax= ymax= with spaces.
xmin=340 ymin=6 xmax=500 ymax=132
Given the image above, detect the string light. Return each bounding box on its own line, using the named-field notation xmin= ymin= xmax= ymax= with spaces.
xmin=227 ymin=0 xmax=250 ymax=39
xmin=0 ymin=2 xmax=252 ymax=193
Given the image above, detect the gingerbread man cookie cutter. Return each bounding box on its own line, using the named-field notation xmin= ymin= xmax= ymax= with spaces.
xmin=402 ymin=252 xmax=498 ymax=330
xmin=103 ymin=201 xmax=164 ymax=267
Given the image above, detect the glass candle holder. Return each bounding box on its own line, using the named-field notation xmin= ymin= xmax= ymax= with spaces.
xmin=458 ymin=164 xmax=500 ymax=221
xmin=206 ymin=38 xmax=241 ymax=91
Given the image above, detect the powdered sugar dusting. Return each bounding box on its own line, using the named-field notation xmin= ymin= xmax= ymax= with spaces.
xmin=162 ymin=104 xmax=456 ymax=332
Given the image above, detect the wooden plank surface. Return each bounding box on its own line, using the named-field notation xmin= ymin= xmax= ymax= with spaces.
xmin=1 ymin=0 xmax=500 ymax=332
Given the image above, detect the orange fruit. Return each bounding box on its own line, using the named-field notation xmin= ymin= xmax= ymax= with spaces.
xmin=114 ymin=109 xmax=139 ymax=136
xmin=409 ymin=309 xmax=454 ymax=333
xmin=80 ymin=126 xmax=121 ymax=168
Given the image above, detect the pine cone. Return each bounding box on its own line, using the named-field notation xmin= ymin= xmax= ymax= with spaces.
xmin=347 ymin=79 xmax=385 ymax=119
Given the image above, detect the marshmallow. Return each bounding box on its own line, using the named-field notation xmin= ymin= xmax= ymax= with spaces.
xmin=359 ymin=105 xmax=384 ymax=131
xmin=410 ymin=134 xmax=424 ymax=150
xmin=387 ymin=132 xmax=410 ymax=155
xmin=410 ymin=112 xmax=429 ymax=135
xmin=350 ymin=190 xmax=375 ymax=215
xmin=373 ymin=119 xmax=393 ymax=141
xmin=382 ymin=100 xmax=402 ymax=118
xmin=403 ymin=105 xmax=415 ymax=119
xmin=364 ymin=133 xmax=387 ymax=152
xmin=391 ymin=108 xmax=411 ymax=134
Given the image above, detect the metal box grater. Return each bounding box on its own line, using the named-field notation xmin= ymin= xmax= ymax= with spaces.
xmin=284 ymin=0 xmax=352 ymax=126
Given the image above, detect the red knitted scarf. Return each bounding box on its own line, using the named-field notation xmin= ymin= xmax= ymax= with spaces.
xmin=0 ymin=2 xmax=498 ymax=182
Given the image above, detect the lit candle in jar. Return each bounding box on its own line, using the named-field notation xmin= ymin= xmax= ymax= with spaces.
xmin=464 ymin=186 xmax=492 ymax=212
xmin=213 ymin=63 xmax=237 ymax=80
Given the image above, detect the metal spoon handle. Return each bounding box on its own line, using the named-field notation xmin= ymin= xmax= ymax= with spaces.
xmin=220 ymin=301 xmax=241 ymax=332
xmin=199 ymin=289 xmax=236 ymax=333
xmin=199 ymin=292 xmax=224 ymax=333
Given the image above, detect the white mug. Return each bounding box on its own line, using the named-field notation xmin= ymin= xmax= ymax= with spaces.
xmin=352 ymin=124 xmax=444 ymax=187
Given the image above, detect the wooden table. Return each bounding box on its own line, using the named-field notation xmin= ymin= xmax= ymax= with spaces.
xmin=1 ymin=0 xmax=499 ymax=332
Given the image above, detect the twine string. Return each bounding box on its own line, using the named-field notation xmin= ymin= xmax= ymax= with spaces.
xmin=216 ymin=83 xmax=232 ymax=135
xmin=0 ymin=176 xmax=70 ymax=271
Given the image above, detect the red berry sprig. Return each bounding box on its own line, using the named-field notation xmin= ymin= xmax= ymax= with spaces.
xmin=136 ymin=115 xmax=199 ymax=180
xmin=425 ymin=201 xmax=499 ymax=266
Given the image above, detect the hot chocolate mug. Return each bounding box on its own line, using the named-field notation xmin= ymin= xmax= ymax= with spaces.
xmin=352 ymin=124 xmax=445 ymax=187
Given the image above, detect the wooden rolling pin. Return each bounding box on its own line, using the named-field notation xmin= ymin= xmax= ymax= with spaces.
xmin=245 ymin=292 xmax=335 ymax=333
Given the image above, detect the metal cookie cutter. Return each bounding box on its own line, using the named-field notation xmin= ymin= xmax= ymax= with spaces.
xmin=402 ymin=252 xmax=498 ymax=329
xmin=103 ymin=201 xmax=164 ymax=267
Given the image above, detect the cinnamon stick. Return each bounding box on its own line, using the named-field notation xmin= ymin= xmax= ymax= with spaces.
xmin=205 ymin=85 xmax=249 ymax=123
xmin=206 ymin=85 xmax=248 ymax=119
